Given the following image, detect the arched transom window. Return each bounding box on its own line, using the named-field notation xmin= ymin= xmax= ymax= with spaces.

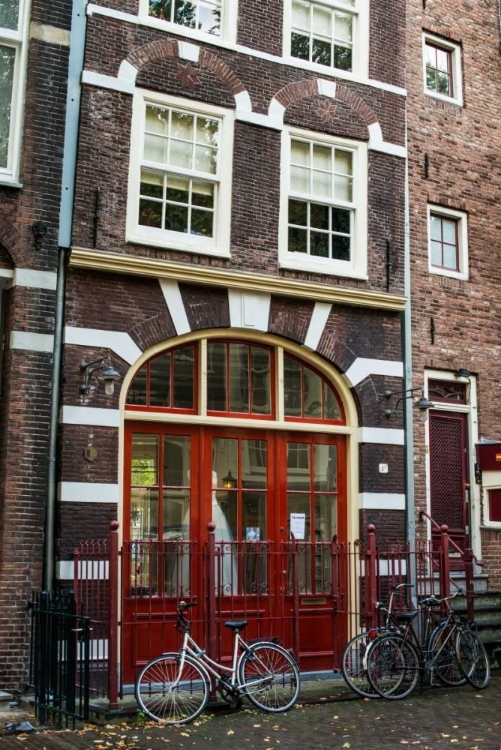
xmin=126 ymin=339 xmax=345 ymax=424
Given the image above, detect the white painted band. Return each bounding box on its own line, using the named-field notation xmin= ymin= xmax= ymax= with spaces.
xmin=64 ymin=327 xmax=142 ymax=365
xmin=159 ymin=279 xmax=191 ymax=335
xmin=60 ymin=405 xmax=120 ymax=427
xmin=178 ymin=41 xmax=200 ymax=63
xmin=304 ymin=302 xmax=332 ymax=350
xmin=59 ymin=482 xmax=119 ymax=503
xmin=13 ymin=268 xmax=57 ymax=290
xmin=10 ymin=331 xmax=54 ymax=352
xmin=359 ymin=493 xmax=406 ymax=510
xmin=345 ymin=358 xmax=404 ymax=387
xmin=228 ymin=289 xmax=271 ymax=331
xmin=358 ymin=427 xmax=405 ymax=446
xmin=81 ymin=70 xmax=135 ymax=95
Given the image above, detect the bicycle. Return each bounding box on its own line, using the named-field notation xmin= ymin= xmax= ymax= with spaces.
xmin=135 ymin=600 xmax=301 ymax=724
xmin=366 ymin=590 xmax=489 ymax=699
xmin=341 ymin=582 xmax=414 ymax=698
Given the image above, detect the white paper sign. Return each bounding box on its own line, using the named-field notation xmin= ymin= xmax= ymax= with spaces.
xmin=290 ymin=513 xmax=306 ymax=540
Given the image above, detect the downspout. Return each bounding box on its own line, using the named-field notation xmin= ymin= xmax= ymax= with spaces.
xmin=44 ymin=0 xmax=87 ymax=592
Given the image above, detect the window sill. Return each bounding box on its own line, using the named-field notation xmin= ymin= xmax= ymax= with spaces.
xmin=126 ymin=231 xmax=231 ymax=259
xmin=425 ymin=90 xmax=463 ymax=108
xmin=137 ymin=14 xmax=235 ymax=46
xmin=283 ymin=55 xmax=362 ymax=82
xmin=429 ymin=267 xmax=468 ymax=282
xmin=480 ymin=523 xmax=501 ymax=531
xmin=0 ymin=178 xmax=23 ymax=189
xmin=279 ymin=255 xmax=368 ymax=281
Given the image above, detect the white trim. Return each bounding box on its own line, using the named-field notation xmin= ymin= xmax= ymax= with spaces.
xmin=159 ymin=279 xmax=191 ymax=335
xmin=118 ymin=59 xmax=138 ymax=83
xmin=235 ymin=110 xmax=283 ymax=130
xmin=29 ymin=22 xmax=70 ymax=46
xmin=368 ymin=139 xmax=407 ymax=159
xmin=0 ymin=268 xmax=14 ymax=279
xmin=358 ymin=427 xmax=404 ymax=445
xmin=57 ymin=560 xmax=109 ymax=581
xmin=422 ymin=32 xmax=463 ymax=108
xmin=127 ymin=90 xmax=234 ymax=258
xmin=317 ymin=79 xmax=337 ymax=98
xmin=87 ymin=3 xmax=137 ymax=24
xmin=10 ymin=331 xmax=54 ymax=352
xmin=60 ymin=405 xmax=120 ymax=427
xmin=178 ymin=41 xmax=200 ymax=63
xmin=234 ymin=90 xmax=252 ymax=113
xmin=345 ymin=358 xmax=404 ymax=388
xmin=359 ymin=493 xmax=406 ymax=510
xmin=64 ymin=327 xmax=142 ymax=365
xmin=12 ymin=268 xmax=57 ymax=290
xmin=304 ymin=302 xmax=332 ymax=350
xmin=480 ymin=478 xmax=501 ymax=529
xmin=427 ymin=204 xmax=468 ymax=281
xmin=279 ymin=126 xmax=368 ymax=279
xmin=228 ymin=290 xmax=271 ymax=331
xmin=59 ymin=481 xmax=119 ymax=503
xmin=137 ymin=0 xmax=238 ymax=45
xmin=81 ymin=70 xmax=135 ymax=95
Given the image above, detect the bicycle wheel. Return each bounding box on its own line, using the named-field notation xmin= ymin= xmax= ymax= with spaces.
xmin=135 ymin=653 xmax=210 ymax=724
xmin=428 ymin=624 xmax=466 ymax=687
xmin=341 ymin=632 xmax=380 ymax=698
xmin=238 ymin=643 xmax=300 ymax=712
xmin=367 ymin=635 xmax=420 ymax=700
xmin=456 ymin=628 xmax=491 ymax=690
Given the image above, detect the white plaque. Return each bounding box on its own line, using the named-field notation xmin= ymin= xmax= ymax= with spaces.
xmin=290 ymin=513 xmax=306 ymax=540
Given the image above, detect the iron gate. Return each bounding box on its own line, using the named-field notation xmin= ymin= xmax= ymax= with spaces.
xmin=29 ymin=590 xmax=91 ymax=727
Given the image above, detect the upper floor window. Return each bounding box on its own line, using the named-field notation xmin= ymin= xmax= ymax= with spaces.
xmin=0 ymin=0 xmax=29 ymax=183
xmin=139 ymin=0 xmax=237 ymax=43
xmin=284 ymin=0 xmax=368 ymax=78
xmin=127 ymin=92 xmax=234 ymax=257
xmin=423 ymin=33 xmax=463 ymax=106
xmin=279 ymin=128 xmax=367 ymax=279
xmin=428 ymin=205 xmax=468 ymax=281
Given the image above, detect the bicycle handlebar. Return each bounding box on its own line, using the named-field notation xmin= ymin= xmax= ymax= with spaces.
xmin=179 ymin=600 xmax=197 ymax=613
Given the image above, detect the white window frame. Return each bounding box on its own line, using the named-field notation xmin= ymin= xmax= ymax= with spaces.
xmin=138 ymin=0 xmax=238 ymax=45
xmin=422 ymin=33 xmax=463 ymax=107
xmin=427 ymin=204 xmax=468 ymax=281
xmin=283 ymin=0 xmax=369 ymax=80
xmin=0 ymin=0 xmax=30 ymax=185
xmin=279 ymin=126 xmax=368 ymax=279
xmin=127 ymin=90 xmax=234 ymax=258
xmin=481 ymin=481 xmax=501 ymax=530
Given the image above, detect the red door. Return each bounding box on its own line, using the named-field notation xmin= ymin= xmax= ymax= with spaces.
xmin=122 ymin=422 xmax=346 ymax=681
xmin=429 ymin=412 xmax=468 ymax=558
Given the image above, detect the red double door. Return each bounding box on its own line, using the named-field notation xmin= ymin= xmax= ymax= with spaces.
xmin=122 ymin=422 xmax=346 ymax=682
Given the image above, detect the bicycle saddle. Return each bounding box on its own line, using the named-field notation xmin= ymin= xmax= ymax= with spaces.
xmin=224 ymin=620 xmax=247 ymax=631
xmin=397 ymin=610 xmax=418 ymax=622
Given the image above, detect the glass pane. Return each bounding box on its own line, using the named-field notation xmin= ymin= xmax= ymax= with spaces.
xmin=131 ymin=488 xmax=159 ymax=541
xmin=443 ymin=243 xmax=458 ymax=270
xmin=436 ymin=48 xmax=449 ymax=72
xmin=334 ymin=44 xmax=352 ymax=71
xmin=334 ymin=12 xmax=352 ymax=43
xmin=312 ymin=38 xmax=331 ymax=66
xmin=310 ymin=202 xmax=329 ymax=229
xmin=313 ymin=145 xmax=332 ymax=170
xmin=140 ymin=170 xmax=163 ymax=199
xmin=334 ymin=175 xmax=352 ymax=201
xmin=229 ymin=343 xmax=249 ymax=413
xmin=311 ymin=231 xmax=329 ymax=257
xmin=324 ymin=382 xmax=341 ymax=420
xmin=312 ymin=169 xmax=332 ymax=198
xmin=426 ymin=66 xmax=437 ymax=90
xmin=289 ymin=199 xmax=308 ymax=226
xmin=287 ymin=443 xmax=310 ymax=490
xmin=164 ymin=435 xmax=190 ymax=487
xmin=284 ymin=357 xmax=302 ymax=416
xmin=192 ymin=180 xmax=214 ymax=208
xmin=332 ymin=235 xmax=351 ymax=261
xmin=196 ymin=116 xmax=219 ymax=146
xmin=430 ymin=240 xmax=442 ymax=266
xmin=287 ymin=492 xmax=310 ymax=541
xmin=0 ymin=1 xmax=19 ymax=30
xmin=150 ymin=353 xmax=171 ymax=407
xmin=289 ymin=226 xmax=308 ymax=253
xmin=313 ymin=5 xmax=331 ymax=34
xmin=314 ymin=494 xmax=337 ymax=541
xmin=251 ymin=348 xmax=271 ymax=414
xmin=425 ymin=44 xmax=436 ymax=67
xmin=212 ymin=438 xmax=238 ymax=541
xmin=442 ymin=218 xmax=456 ymax=245
xmin=291 ymin=31 xmax=310 ymax=60
xmin=198 ymin=4 xmax=220 ymax=34
xmin=165 ymin=204 xmax=188 ymax=232
xmin=169 ymin=138 xmax=193 ymax=169
xmin=162 ymin=491 xmax=190 ymax=597
xmin=171 ymin=110 xmax=194 ymax=140
xmin=243 ymin=440 xmax=267 ymax=489
xmin=191 ymin=208 xmax=214 ymax=237
xmin=437 ymin=71 xmax=450 ymax=95
xmin=145 ymin=105 xmax=169 ymax=135
xmin=131 ymin=434 xmax=159 ymax=486
xmin=291 ymin=139 xmax=310 ymax=166
xmin=207 ymin=342 xmax=227 ymax=411
xmin=430 ymin=215 xmax=442 ymax=241
xmin=0 ymin=46 xmax=15 ymax=169
xmin=292 ymin=0 xmax=310 ymax=29
xmin=243 ymin=492 xmax=266 ymax=540
xmin=149 ymin=0 xmax=173 ymax=20
xmin=174 ymin=0 xmax=196 ymax=27
xmin=332 ymin=207 xmax=350 ymax=234
xmin=173 ymin=346 xmax=195 ymax=408
xmin=291 ymin=165 xmax=310 ymax=193
xmin=195 ymin=145 xmax=217 ymax=174
xmin=335 ymin=150 xmax=353 ymax=176
xmin=314 ymin=444 xmax=337 ymax=491
xmin=144 ymin=133 xmax=168 ymax=164
xmin=139 ymin=199 xmax=162 ymax=228
xmin=166 ymin=175 xmax=189 ymax=204
xmin=304 ymin=367 xmax=323 ymax=416
xmin=163 ymin=490 xmax=190 ymax=538
xmin=127 ymin=365 xmax=147 ymax=405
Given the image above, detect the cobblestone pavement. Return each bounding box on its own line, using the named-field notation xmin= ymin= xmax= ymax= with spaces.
xmin=0 ymin=676 xmax=500 ymax=750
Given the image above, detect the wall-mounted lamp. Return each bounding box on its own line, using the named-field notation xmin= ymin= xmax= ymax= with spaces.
xmin=222 ymin=470 xmax=237 ymax=489
xmin=381 ymin=388 xmax=434 ymax=420
xmin=455 ymin=368 xmax=471 ymax=380
xmin=80 ymin=355 xmax=121 ymax=396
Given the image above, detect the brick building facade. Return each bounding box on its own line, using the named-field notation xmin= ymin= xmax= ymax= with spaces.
xmin=407 ymin=0 xmax=501 ymax=588
xmin=0 ymin=1 xmax=71 ymax=689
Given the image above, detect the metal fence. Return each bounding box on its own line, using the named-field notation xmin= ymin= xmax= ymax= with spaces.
xmin=29 ymin=590 xmax=91 ymax=728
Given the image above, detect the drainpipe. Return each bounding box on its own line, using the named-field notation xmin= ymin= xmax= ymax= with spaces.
xmin=403 ymin=109 xmax=417 ymax=592
xmin=44 ymin=0 xmax=87 ymax=592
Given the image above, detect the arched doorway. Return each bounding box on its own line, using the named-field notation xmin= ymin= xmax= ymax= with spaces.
xmin=121 ymin=336 xmax=352 ymax=679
